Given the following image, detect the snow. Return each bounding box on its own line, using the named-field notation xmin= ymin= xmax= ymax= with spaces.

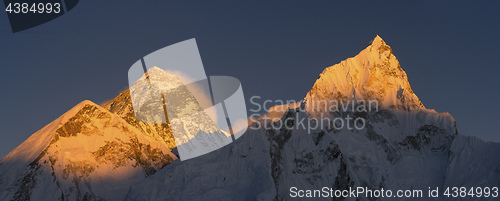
xmin=1 ymin=35 xmax=498 ymax=201
xmin=0 ymin=100 xmax=176 ymax=201
xmin=304 ymin=35 xmax=423 ymax=119
xmin=125 ymin=36 xmax=498 ymax=201
xmin=0 ymin=100 xmax=91 ymax=166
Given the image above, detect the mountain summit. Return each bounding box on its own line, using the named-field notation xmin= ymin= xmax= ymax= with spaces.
xmin=305 ymin=35 xmax=423 ymax=117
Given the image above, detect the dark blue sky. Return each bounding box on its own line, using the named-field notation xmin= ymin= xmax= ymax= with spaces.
xmin=1 ymin=1 xmax=499 ymax=158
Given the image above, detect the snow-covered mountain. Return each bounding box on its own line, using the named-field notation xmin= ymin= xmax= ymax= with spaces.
xmin=0 ymin=100 xmax=175 ymax=201
xmin=125 ymin=36 xmax=500 ymax=201
xmin=102 ymin=67 xmax=231 ymax=156
xmin=0 ymin=67 xmax=234 ymax=201
xmin=1 ymin=36 xmax=499 ymax=201
xmin=112 ymin=66 xmax=233 ymax=160
xmin=304 ymin=35 xmax=423 ymax=116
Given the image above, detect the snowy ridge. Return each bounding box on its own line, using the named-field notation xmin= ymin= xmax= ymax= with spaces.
xmin=444 ymin=135 xmax=500 ymax=190
xmin=0 ymin=100 xmax=93 ymax=168
xmin=0 ymin=101 xmax=94 ymax=198
xmin=102 ymin=88 xmax=178 ymax=150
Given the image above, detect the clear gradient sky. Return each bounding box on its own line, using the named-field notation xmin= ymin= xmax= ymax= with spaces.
xmin=1 ymin=1 xmax=499 ymax=158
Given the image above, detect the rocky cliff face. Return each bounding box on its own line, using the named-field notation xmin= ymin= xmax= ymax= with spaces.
xmin=102 ymin=89 xmax=177 ymax=151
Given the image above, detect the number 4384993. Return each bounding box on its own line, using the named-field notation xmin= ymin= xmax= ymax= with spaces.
xmin=5 ymin=3 xmax=61 ymax=14
xmin=443 ymin=187 xmax=498 ymax=198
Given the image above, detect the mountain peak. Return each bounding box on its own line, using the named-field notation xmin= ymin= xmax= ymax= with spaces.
xmin=79 ymin=99 xmax=96 ymax=105
xmin=370 ymin=35 xmax=386 ymax=48
xmin=73 ymin=99 xmax=98 ymax=110
xmin=368 ymin=35 xmax=393 ymax=62
xmin=0 ymin=100 xmax=107 ymax=166
xmin=0 ymin=97 xmax=175 ymax=201
xmin=304 ymin=36 xmax=423 ymax=116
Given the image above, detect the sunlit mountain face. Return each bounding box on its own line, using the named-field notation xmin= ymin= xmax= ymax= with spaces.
xmin=1 ymin=36 xmax=499 ymax=201
xmin=0 ymin=100 xmax=174 ymax=201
